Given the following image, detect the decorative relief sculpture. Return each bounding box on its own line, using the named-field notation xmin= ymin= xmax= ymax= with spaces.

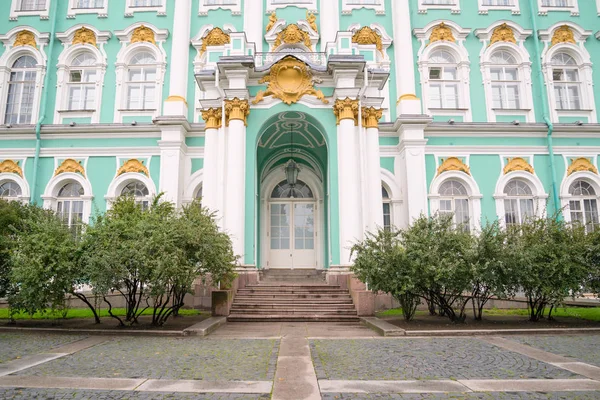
xmin=0 ymin=160 xmax=23 ymax=177
xmin=225 ymin=98 xmax=250 ymax=126
xmin=352 ymin=26 xmax=383 ymax=54
xmin=551 ymin=25 xmax=576 ymax=47
xmin=201 ymin=27 xmax=231 ymax=55
xmin=252 ymin=56 xmax=328 ymax=105
xmin=333 ymin=98 xmax=359 ymax=126
xmin=14 ymin=30 xmax=36 ymax=47
xmin=131 ymin=25 xmax=156 ymax=45
xmin=273 ymin=24 xmax=312 ymax=50
xmin=266 ymin=12 xmax=277 ymax=33
xmin=429 ymin=22 xmax=455 ymax=45
xmin=503 ymin=157 xmax=534 ymax=175
xmin=117 ymin=159 xmax=149 ymax=177
xmin=306 ymin=11 xmax=318 ymax=33
xmin=567 ymin=158 xmax=598 ymax=176
xmin=202 ymin=108 xmax=223 ymax=129
xmin=72 ymin=27 xmax=97 ymax=46
xmin=437 ymin=157 xmax=471 ymax=176
xmin=54 ymin=159 xmax=86 ymax=177
xmin=490 ymin=23 xmax=516 ymax=45
xmin=361 ymin=107 xmax=383 ymax=129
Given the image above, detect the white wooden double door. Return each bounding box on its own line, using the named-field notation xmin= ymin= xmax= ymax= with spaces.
xmin=268 ymin=201 xmax=316 ymax=268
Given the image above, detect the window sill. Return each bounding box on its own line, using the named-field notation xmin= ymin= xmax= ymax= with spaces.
xmin=492 ymin=108 xmax=532 ymax=112
xmin=118 ymin=109 xmax=157 ymax=112
xmin=429 ymin=107 xmax=469 ymax=111
xmin=58 ymin=109 xmax=96 ymax=113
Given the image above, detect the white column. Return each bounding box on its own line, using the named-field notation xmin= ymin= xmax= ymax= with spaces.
xmin=320 ymin=0 xmax=339 ymax=50
xmin=224 ymin=98 xmax=249 ymax=259
xmin=399 ymin=123 xmax=428 ymax=224
xmin=363 ymin=108 xmax=384 ymax=232
xmin=164 ymin=0 xmax=192 ymax=116
xmin=200 ymin=108 xmax=222 ymax=222
xmin=244 ymin=0 xmax=264 ymax=50
xmin=392 ymin=0 xmax=422 ymax=115
xmin=335 ymin=99 xmax=362 ymax=265
xmin=158 ymin=125 xmax=186 ymax=207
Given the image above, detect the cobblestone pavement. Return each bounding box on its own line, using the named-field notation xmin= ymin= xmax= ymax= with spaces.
xmin=309 ymin=338 xmax=580 ymax=380
xmin=507 ymin=335 xmax=600 ymax=367
xmin=0 ymin=388 xmax=271 ymax=399
xmin=0 ymin=333 xmax=86 ymax=364
xmin=322 ymin=393 xmax=600 ymax=400
xmin=16 ymin=337 xmax=280 ymax=381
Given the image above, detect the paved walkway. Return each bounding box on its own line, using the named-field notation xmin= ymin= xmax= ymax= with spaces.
xmin=1 ymin=323 xmax=600 ymax=399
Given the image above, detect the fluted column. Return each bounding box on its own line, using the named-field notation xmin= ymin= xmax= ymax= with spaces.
xmin=164 ymin=0 xmax=192 ymax=116
xmin=224 ymin=98 xmax=250 ymax=259
xmin=201 ymin=107 xmax=222 ymax=220
xmin=363 ymin=107 xmax=384 ymax=232
xmin=334 ymin=98 xmax=362 ymax=265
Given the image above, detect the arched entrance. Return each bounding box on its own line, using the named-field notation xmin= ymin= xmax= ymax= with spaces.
xmin=256 ymin=111 xmax=328 ymax=269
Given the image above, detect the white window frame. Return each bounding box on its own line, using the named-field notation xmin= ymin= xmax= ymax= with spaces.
xmin=266 ymin=0 xmax=316 ymax=13
xmin=494 ymin=169 xmax=547 ymax=228
xmin=67 ymin=0 xmax=108 ymax=18
xmin=0 ymin=172 xmax=30 ymax=203
xmin=183 ymin=169 xmax=204 ymax=205
xmin=429 ymin=169 xmax=482 ymax=232
xmin=537 ymin=0 xmax=579 ymax=16
xmin=560 ymin=170 xmax=600 ymax=227
xmin=42 ymin=172 xmax=93 ymax=226
xmin=10 ymin=0 xmax=51 ymax=20
xmin=341 ymin=0 xmax=385 ymax=15
xmin=381 ymin=169 xmax=404 ymax=230
xmin=477 ymin=0 xmax=521 ymax=14
xmin=417 ymin=0 xmax=461 ymax=14
xmin=124 ymin=0 xmax=166 ymax=17
xmin=0 ymin=28 xmax=49 ymax=126
xmin=199 ymin=0 xmax=241 ymax=15
xmin=105 ymin=172 xmax=157 ymax=209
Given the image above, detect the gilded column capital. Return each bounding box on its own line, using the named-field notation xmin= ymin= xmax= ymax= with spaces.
xmin=362 ymin=107 xmax=383 ymax=129
xmin=224 ymin=98 xmax=250 ymax=127
xmin=333 ymin=97 xmax=359 ymax=126
xmin=201 ymin=107 xmax=223 ymax=129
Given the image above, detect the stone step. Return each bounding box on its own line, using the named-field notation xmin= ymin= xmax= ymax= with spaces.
xmin=237 ymin=288 xmax=347 ymax=294
xmin=234 ymin=295 xmax=353 ymax=301
xmin=229 ymin=308 xmax=357 ymax=315
xmin=232 ymin=299 xmax=354 ymax=305
xmin=231 ymin=303 xmax=356 ymax=310
xmin=248 ymin=283 xmax=336 ymax=288
xmin=227 ymin=314 xmax=360 ymax=322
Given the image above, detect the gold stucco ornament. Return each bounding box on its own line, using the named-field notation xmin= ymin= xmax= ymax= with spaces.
xmin=352 ymin=26 xmax=383 ymax=55
xmin=429 ymin=22 xmax=455 ymax=45
xmin=117 ymin=159 xmax=149 ymax=177
xmin=503 ymin=157 xmax=534 ymax=175
xmin=437 ymin=157 xmax=471 ymax=176
xmin=273 ymin=24 xmax=312 ymax=50
xmin=567 ymin=158 xmax=598 ymax=176
xmin=0 ymin=160 xmax=23 ymax=177
xmin=55 ymin=159 xmax=86 ymax=177
xmin=490 ymin=23 xmax=516 ymax=46
xmin=266 ymin=12 xmax=277 ymax=33
xmin=72 ymin=27 xmax=97 ymax=46
xmin=131 ymin=25 xmax=156 ymax=45
xmin=225 ymin=98 xmax=250 ymax=126
xmin=361 ymin=107 xmax=383 ymax=129
xmin=333 ymin=98 xmax=359 ymax=126
xmin=201 ymin=108 xmax=223 ymax=129
xmin=252 ymin=56 xmax=328 ymax=105
xmin=551 ymin=25 xmax=576 ymax=47
xmin=201 ymin=27 xmax=231 ymax=55
xmin=14 ymin=30 xmax=36 ymax=47
xmin=306 ymin=11 xmax=318 ymax=33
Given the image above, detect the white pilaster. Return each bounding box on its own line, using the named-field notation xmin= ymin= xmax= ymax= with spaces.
xmin=398 ymin=120 xmax=429 ymax=224
xmin=365 ymin=125 xmax=384 ymax=232
xmin=157 ymin=123 xmax=187 ymax=207
xmin=391 ymin=0 xmax=422 ymax=116
xmin=164 ymin=0 xmax=192 ymax=116
xmin=224 ymin=118 xmax=247 ymax=258
xmin=320 ymin=0 xmax=339 ymax=50
xmin=244 ymin=0 xmax=264 ymax=51
xmin=202 ymin=125 xmax=221 ymax=219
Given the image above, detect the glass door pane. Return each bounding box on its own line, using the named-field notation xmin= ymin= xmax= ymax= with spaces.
xmin=270 ymin=203 xmax=290 ymax=250
xmin=293 ymin=203 xmax=315 ymax=250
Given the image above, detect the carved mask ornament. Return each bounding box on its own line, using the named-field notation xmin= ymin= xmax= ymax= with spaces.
xmin=352 ymin=26 xmax=383 ymax=54
xmin=73 ymin=27 xmax=97 ymax=46
xmin=131 ymin=25 xmax=156 ymax=45
xmin=274 ymin=24 xmax=312 ymax=50
xmin=201 ymin=27 xmax=231 ymax=55
xmin=551 ymin=25 xmax=576 ymax=47
xmin=490 ymin=23 xmax=516 ymax=46
xmin=429 ymin=22 xmax=455 ymax=45
xmin=14 ymin=30 xmax=36 ymax=47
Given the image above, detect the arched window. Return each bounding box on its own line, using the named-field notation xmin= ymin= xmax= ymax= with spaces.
xmin=568 ymin=180 xmax=598 ymax=232
xmin=0 ymin=181 xmax=22 ymax=199
xmin=67 ymin=52 xmax=97 ymax=111
xmin=490 ymin=50 xmax=520 ymax=110
xmin=126 ymin=51 xmax=157 ymax=111
xmin=551 ymin=53 xmax=581 ymax=111
xmin=271 ymin=180 xmax=313 ymax=199
xmin=503 ymin=179 xmax=534 ymax=227
xmin=438 ymin=180 xmax=470 ymax=231
xmin=57 ymin=182 xmax=84 ymax=235
xmin=5 ymin=55 xmax=37 ymax=125
xmin=121 ymin=181 xmax=150 ymax=210
xmin=382 ymin=185 xmax=392 ymax=231
xmin=427 ymin=49 xmax=459 ymax=110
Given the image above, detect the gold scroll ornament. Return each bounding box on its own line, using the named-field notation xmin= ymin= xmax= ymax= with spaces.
xmin=73 ymin=27 xmax=97 ymax=46
xmin=503 ymin=157 xmax=534 ymax=175
xmin=54 ymin=159 xmax=86 ymax=177
xmin=117 ymin=159 xmax=149 ymax=177
xmin=252 ymin=56 xmax=328 ymax=105
xmin=0 ymin=160 xmax=23 ymax=177
xmin=567 ymin=158 xmax=598 ymax=176
xmin=437 ymin=157 xmax=471 ymax=176
xmin=200 ymin=27 xmax=230 ymax=55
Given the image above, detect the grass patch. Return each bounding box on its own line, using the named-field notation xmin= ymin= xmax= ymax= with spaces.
xmin=376 ymin=309 xmax=428 ymax=317
xmin=0 ymin=307 xmax=202 ymax=320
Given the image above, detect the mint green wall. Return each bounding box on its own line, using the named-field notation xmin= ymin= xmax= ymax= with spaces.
xmin=380 ymin=157 xmax=394 ymax=173
xmin=87 ymin=156 xmax=117 ymax=214
xmin=425 ymin=154 xmax=435 ymax=215
xmin=191 ymin=158 xmax=204 ymax=174
xmin=262 ymin=1 xmax=321 ymax=52
xmin=534 ymin=154 xmax=566 ymax=213
xmin=24 ymin=157 xmax=53 ymax=205
xmin=150 ymin=155 xmax=161 ymax=189
xmin=469 ymin=154 xmax=501 ymax=223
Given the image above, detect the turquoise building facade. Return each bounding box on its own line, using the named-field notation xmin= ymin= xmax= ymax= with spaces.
xmin=0 ymin=0 xmax=599 ymax=273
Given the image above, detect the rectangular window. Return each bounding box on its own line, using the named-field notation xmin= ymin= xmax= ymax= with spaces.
xmin=491 ymin=67 xmax=521 ymax=109
xmin=75 ymin=0 xmax=104 ymax=8
xmin=383 ymin=202 xmax=391 ymax=231
xmin=68 ymin=70 xmax=96 ymax=111
xmin=5 ymin=71 xmax=36 ymax=125
xmin=18 ymin=0 xmax=46 ymax=11
xmin=478 ymin=0 xmax=520 ymax=14
xmin=131 ymin=0 xmax=162 ymax=6
xmin=126 ymin=68 xmax=156 ymax=110
xmin=538 ymin=0 xmax=578 ymax=15
xmin=553 ymin=68 xmax=581 ymax=110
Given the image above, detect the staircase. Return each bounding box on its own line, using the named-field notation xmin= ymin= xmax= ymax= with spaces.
xmin=227 ymin=269 xmax=359 ymax=322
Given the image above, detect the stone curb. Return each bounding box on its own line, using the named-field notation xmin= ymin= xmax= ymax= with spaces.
xmin=360 ymin=317 xmax=406 ymax=336
xmin=182 ymin=316 xmax=227 ymax=336
xmin=0 ymin=326 xmax=186 ymax=337
xmin=405 ymin=327 xmax=600 ymax=337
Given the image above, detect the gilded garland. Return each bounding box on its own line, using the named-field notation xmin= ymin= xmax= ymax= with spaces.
xmin=252 ymin=56 xmax=328 ymax=105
